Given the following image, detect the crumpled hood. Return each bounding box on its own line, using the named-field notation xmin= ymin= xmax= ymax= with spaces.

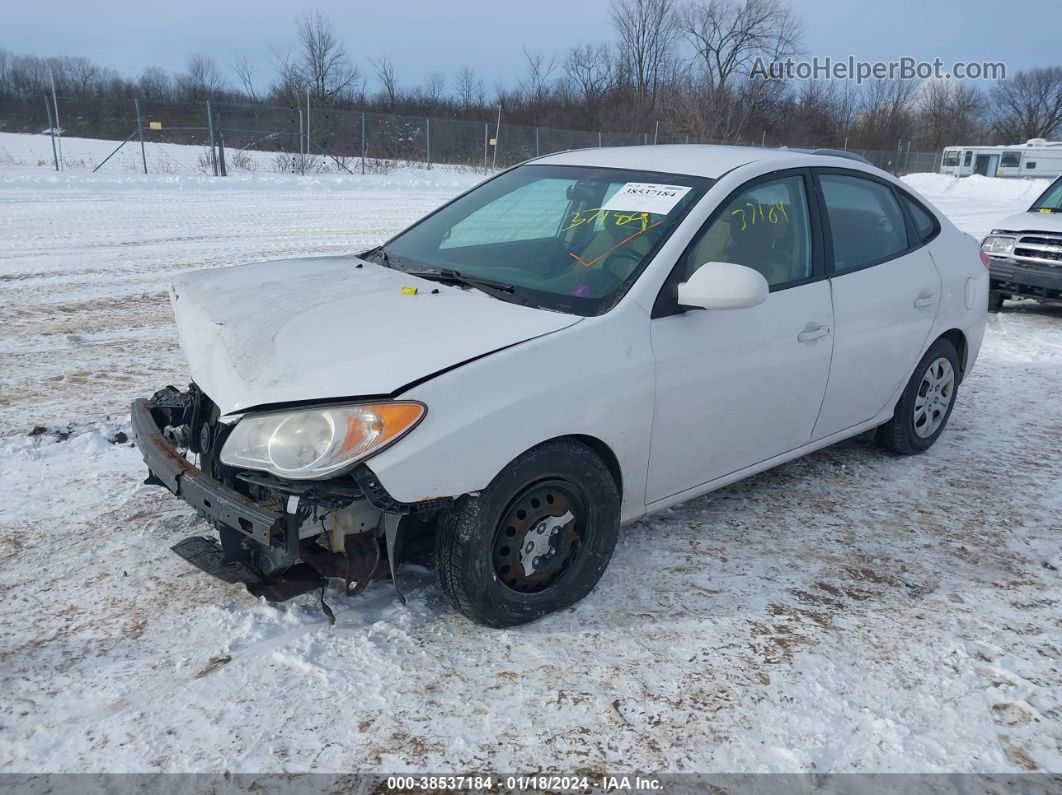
xmin=991 ymin=210 xmax=1062 ymax=235
xmin=170 ymin=255 xmax=580 ymax=416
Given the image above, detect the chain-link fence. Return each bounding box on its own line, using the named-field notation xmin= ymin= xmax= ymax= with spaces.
xmin=0 ymin=95 xmax=942 ymax=176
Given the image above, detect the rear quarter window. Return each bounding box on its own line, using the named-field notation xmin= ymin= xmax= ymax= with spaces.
xmin=899 ymin=193 xmax=939 ymax=244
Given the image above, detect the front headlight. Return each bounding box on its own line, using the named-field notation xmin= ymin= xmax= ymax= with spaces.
xmin=219 ymin=401 xmax=425 ymax=480
xmin=981 ymin=235 xmax=1015 ymax=257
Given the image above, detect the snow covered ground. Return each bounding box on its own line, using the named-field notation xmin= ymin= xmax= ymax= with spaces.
xmin=0 ymin=133 xmax=1060 ymax=775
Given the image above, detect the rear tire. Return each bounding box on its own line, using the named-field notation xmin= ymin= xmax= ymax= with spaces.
xmin=988 ymin=290 xmax=1005 ymax=312
xmin=434 ymin=439 xmax=620 ymax=627
xmin=875 ymin=337 xmax=960 ymax=455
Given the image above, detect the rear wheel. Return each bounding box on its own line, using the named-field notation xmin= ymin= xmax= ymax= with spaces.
xmin=434 ymin=439 xmax=620 ymax=627
xmin=875 ymin=338 xmax=960 ymax=455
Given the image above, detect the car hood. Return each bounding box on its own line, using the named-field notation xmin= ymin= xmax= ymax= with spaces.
xmin=992 ymin=211 xmax=1062 ymax=235
xmin=169 ymin=255 xmax=581 ymax=416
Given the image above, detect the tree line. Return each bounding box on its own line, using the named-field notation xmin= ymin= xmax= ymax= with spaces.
xmin=2 ymin=0 xmax=1060 ymax=152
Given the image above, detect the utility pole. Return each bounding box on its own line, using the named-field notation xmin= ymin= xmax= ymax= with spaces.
xmin=361 ymin=112 xmax=366 ymax=175
xmin=44 ymin=96 xmax=59 ymax=171
xmin=49 ymin=69 xmax=62 ymax=169
xmin=306 ymin=87 xmax=311 ymax=156
xmin=426 ymin=118 xmax=431 ymax=169
xmin=492 ymin=105 xmax=501 ymax=170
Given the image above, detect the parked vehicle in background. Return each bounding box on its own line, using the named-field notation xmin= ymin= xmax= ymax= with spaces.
xmin=131 ymin=145 xmax=988 ymax=627
xmin=982 ymin=176 xmax=1062 ymax=310
xmin=940 ymin=140 xmax=1062 ymax=179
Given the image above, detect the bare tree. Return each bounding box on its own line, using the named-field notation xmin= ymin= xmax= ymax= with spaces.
xmin=293 ymin=10 xmax=360 ymax=106
xmin=66 ymin=56 xmax=102 ymax=96
xmin=855 ymin=78 xmax=920 ymax=150
xmin=519 ymin=47 xmax=558 ymax=117
xmin=681 ymin=0 xmax=802 ymax=93
xmin=233 ymin=51 xmax=259 ymax=102
xmin=371 ymin=55 xmax=399 ymax=105
xmin=918 ymin=80 xmax=985 ymax=150
xmin=990 ymin=67 xmax=1062 ymax=142
xmin=454 ymin=65 xmax=484 ymax=110
xmin=137 ymin=66 xmax=173 ymax=101
xmin=176 ymin=54 xmax=226 ymax=101
xmin=422 ymin=72 xmax=446 ymax=108
xmin=610 ymin=0 xmax=678 ymax=109
xmin=564 ymin=43 xmax=615 ymax=115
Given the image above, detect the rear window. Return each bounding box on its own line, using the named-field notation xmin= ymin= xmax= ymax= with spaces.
xmin=943 ymin=151 xmax=960 ymax=167
xmin=1001 ymin=152 xmax=1022 ymax=168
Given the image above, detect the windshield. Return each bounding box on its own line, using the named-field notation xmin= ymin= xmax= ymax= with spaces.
xmin=1030 ymin=177 xmax=1062 ymax=212
xmin=374 ymin=164 xmax=711 ymax=315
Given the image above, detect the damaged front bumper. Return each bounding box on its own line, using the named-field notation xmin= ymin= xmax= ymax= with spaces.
xmin=131 ymin=393 xmax=449 ymax=607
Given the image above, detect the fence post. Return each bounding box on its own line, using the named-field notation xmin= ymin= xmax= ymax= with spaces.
xmin=426 ymin=118 xmax=431 ymax=169
xmin=484 ymin=123 xmax=488 ymax=171
xmin=598 ymin=131 xmax=602 ymax=147
xmin=205 ymin=101 xmax=218 ymax=176
xmin=643 ymin=132 xmax=648 ymax=145
xmin=216 ymin=113 xmax=227 ymax=177
xmin=134 ymin=97 xmax=147 ymax=174
xmin=361 ymin=112 xmax=366 ymax=175
xmin=44 ymin=96 xmax=59 ymax=171
xmin=535 ymin=126 xmax=540 ymax=157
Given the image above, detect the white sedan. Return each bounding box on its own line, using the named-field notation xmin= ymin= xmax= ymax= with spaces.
xmin=132 ymin=145 xmax=988 ymax=626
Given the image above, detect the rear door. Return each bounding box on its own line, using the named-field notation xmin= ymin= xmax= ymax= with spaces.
xmin=811 ymin=169 xmax=941 ymax=440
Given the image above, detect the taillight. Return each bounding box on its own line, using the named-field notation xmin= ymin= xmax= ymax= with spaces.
xmin=979 ymin=250 xmax=991 ymax=269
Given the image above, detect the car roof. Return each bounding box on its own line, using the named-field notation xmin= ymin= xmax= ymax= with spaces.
xmin=532 ymin=144 xmax=808 ymax=179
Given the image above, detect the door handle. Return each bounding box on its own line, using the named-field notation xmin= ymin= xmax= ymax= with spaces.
xmin=797 ymin=323 xmax=830 ymax=343
xmin=913 ymin=291 xmax=937 ymax=308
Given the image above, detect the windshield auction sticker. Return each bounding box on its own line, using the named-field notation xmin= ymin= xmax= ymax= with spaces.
xmin=602 ymin=182 xmax=692 ymax=215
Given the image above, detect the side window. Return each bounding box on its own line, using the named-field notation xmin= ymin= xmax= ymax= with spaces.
xmin=682 ymin=175 xmax=812 ymax=289
xmin=1000 ymin=151 xmax=1022 ymax=168
xmin=899 ymin=193 xmax=938 ymax=243
xmin=942 ymin=151 xmax=959 ymax=167
xmin=1026 ymin=161 xmax=1037 ymax=169
xmin=441 ymin=178 xmax=569 ymax=248
xmin=964 ymin=151 xmax=973 ymax=167
xmin=819 ymin=174 xmax=909 ymax=273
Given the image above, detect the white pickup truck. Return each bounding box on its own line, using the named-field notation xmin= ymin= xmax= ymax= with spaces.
xmin=982 ymin=176 xmax=1062 ymax=310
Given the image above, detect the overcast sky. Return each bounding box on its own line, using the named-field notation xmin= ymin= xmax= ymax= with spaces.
xmin=4 ymin=0 xmax=1059 ymax=92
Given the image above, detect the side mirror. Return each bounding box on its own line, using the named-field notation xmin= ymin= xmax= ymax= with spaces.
xmin=677 ymin=262 xmax=769 ymax=310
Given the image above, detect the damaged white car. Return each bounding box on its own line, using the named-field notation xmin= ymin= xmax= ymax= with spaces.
xmin=132 ymin=145 xmax=988 ymax=627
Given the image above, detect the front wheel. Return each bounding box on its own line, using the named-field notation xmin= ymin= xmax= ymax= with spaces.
xmin=875 ymin=337 xmax=960 ymax=455
xmin=433 ymin=439 xmax=620 ymax=627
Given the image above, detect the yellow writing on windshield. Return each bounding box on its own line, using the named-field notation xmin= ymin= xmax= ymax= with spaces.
xmin=562 ymin=207 xmax=651 ymax=234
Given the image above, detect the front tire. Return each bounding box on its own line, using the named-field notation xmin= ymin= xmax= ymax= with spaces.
xmin=875 ymin=337 xmax=960 ymax=455
xmin=988 ymin=290 xmax=1005 ymax=312
xmin=434 ymin=439 xmax=620 ymax=627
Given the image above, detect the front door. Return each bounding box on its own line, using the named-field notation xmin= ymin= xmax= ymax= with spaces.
xmin=647 ymin=172 xmax=833 ymax=503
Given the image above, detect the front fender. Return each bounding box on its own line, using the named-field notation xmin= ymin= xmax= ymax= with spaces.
xmin=364 ymin=301 xmax=655 ymax=524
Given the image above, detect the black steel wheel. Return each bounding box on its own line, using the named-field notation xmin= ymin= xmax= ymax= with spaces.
xmin=434 ymin=439 xmax=620 ymax=627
